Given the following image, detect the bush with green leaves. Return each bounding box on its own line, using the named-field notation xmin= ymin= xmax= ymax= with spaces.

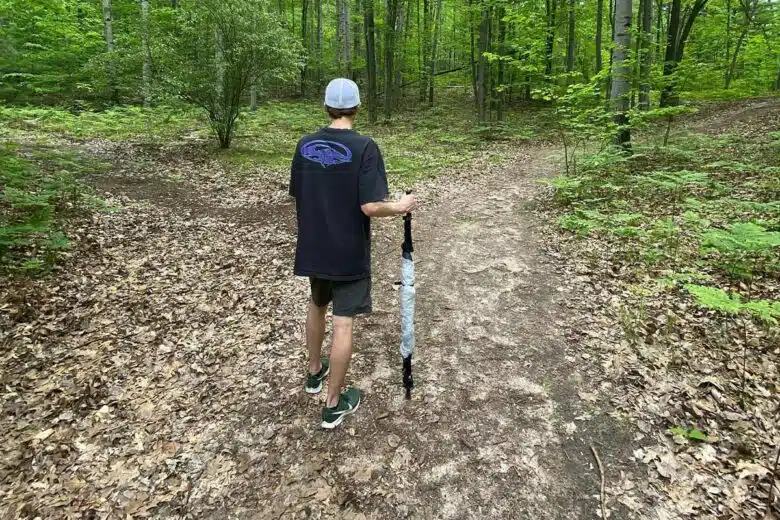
xmin=154 ymin=0 xmax=302 ymax=149
xmin=539 ymin=74 xmax=617 ymax=174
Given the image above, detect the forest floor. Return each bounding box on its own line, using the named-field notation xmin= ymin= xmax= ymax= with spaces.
xmin=1 ymin=98 xmax=778 ymax=519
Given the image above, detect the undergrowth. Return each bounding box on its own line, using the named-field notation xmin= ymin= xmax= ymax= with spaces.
xmin=0 ymin=99 xmax=549 ymax=185
xmin=0 ymin=142 xmax=107 ymax=273
xmin=546 ymin=121 xmax=780 ymax=414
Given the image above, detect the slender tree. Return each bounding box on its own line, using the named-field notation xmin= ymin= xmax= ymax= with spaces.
xmin=364 ymin=0 xmax=378 ymax=122
xmin=660 ymin=0 xmax=709 ymax=106
xmin=420 ymin=0 xmax=432 ymax=101
xmin=301 ymin=0 xmax=309 ymax=94
xmin=596 ymin=0 xmax=604 ymax=73
xmin=141 ymin=0 xmax=152 ymax=106
xmin=655 ymin=0 xmax=664 ymax=61
xmin=725 ymin=0 xmax=759 ymax=89
xmin=566 ymin=0 xmax=576 ymax=75
xmin=497 ymin=6 xmax=507 ymax=120
xmin=102 ymin=0 xmax=117 ymax=103
xmin=215 ymin=25 xmax=225 ymax=132
xmin=477 ymin=5 xmax=489 ymax=121
xmin=337 ymin=0 xmax=351 ymax=75
xmin=316 ymin=0 xmax=323 ymax=88
xmin=385 ymin=0 xmax=400 ymax=117
xmin=429 ymin=0 xmax=444 ymax=104
xmin=639 ymin=0 xmax=653 ymax=108
xmin=611 ymin=0 xmax=632 ymax=146
xmin=545 ymin=0 xmax=558 ymax=77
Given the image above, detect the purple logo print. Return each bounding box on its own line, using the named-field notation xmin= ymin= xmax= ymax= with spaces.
xmin=301 ymin=140 xmax=353 ymax=167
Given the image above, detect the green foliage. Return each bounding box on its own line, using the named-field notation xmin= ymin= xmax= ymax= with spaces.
xmin=630 ymin=105 xmax=698 ymax=146
xmin=0 ymin=142 xmax=104 ymax=271
xmin=0 ymin=0 xmax=105 ymax=104
xmin=546 ymin=76 xmax=618 ymax=174
xmin=154 ymin=0 xmax=302 ymax=148
xmin=702 ymin=222 xmax=780 ymax=279
xmin=686 ymin=284 xmax=780 ymax=325
xmin=669 ymin=426 xmax=712 ymax=442
xmin=0 ymin=104 xmax=205 ymax=141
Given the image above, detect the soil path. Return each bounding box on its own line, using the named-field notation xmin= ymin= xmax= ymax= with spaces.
xmin=350 ymin=145 xmax=619 ymax=519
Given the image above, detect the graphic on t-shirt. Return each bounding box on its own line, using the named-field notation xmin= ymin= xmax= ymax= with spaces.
xmin=301 ymin=140 xmax=353 ymax=167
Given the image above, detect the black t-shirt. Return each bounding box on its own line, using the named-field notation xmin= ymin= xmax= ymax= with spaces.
xmin=289 ymin=127 xmax=389 ymax=280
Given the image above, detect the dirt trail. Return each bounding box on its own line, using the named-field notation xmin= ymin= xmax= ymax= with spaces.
xmin=1 ymin=142 xmax=637 ymax=520
xmin=345 ymin=146 xmax=634 ymax=519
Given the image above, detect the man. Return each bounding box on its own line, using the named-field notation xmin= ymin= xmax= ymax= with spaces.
xmin=289 ymin=78 xmax=416 ymax=429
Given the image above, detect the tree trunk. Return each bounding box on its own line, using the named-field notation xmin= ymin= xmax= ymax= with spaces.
xmin=316 ymin=0 xmax=323 ymax=88
xmin=428 ymin=0 xmax=443 ymax=105
xmin=395 ymin=0 xmax=406 ymax=91
xmin=660 ymin=0 xmax=681 ymax=106
xmin=725 ymin=0 xmax=756 ymax=89
xmin=596 ymin=0 xmax=604 ymax=73
xmin=725 ymin=0 xmax=732 ymax=71
xmin=420 ymin=0 xmax=431 ymax=101
xmin=655 ymin=0 xmax=663 ymax=62
xmin=611 ymin=0 xmax=632 ymax=147
xmin=301 ymin=0 xmax=309 ymax=95
xmin=215 ymin=25 xmax=228 ymax=148
xmin=364 ymin=0 xmax=378 ymax=122
xmin=337 ymin=0 xmax=351 ymax=75
xmin=566 ymin=0 xmax=575 ymax=75
xmin=384 ymin=0 xmax=399 ymax=118
xmin=660 ymin=0 xmax=709 ymax=106
xmin=469 ymin=0 xmax=478 ymax=110
xmin=140 ymin=0 xmax=152 ymax=107
xmin=102 ymin=0 xmax=117 ymax=103
xmin=354 ymin=0 xmax=363 ymax=82
xmin=545 ymin=0 xmax=558 ymax=78
xmin=639 ymin=0 xmax=653 ymax=108
xmin=497 ymin=7 xmax=506 ymax=121
xmin=606 ymin=0 xmax=616 ymax=99
xmin=725 ymin=25 xmax=748 ymax=89
xmin=477 ymin=6 xmax=489 ymax=122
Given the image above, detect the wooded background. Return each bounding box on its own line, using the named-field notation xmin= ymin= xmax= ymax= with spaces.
xmin=2 ymin=0 xmax=778 ymax=131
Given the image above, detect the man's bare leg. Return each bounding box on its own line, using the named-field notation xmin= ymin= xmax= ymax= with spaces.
xmin=306 ymin=300 xmax=327 ymax=374
xmin=326 ymin=316 xmax=353 ymax=408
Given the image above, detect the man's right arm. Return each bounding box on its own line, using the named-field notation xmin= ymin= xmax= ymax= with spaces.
xmin=361 ymin=194 xmax=416 ymax=217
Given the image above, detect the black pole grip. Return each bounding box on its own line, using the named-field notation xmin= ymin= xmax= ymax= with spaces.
xmin=403 ymin=354 xmax=413 ymax=399
xmin=402 ymin=190 xmax=413 ymax=256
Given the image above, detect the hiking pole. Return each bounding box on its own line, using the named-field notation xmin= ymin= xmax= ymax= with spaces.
xmin=400 ymin=191 xmax=415 ymax=399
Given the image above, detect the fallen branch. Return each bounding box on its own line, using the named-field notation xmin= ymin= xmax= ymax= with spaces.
xmin=590 ymin=444 xmax=607 ymax=519
xmin=398 ymin=66 xmax=468 ymax=89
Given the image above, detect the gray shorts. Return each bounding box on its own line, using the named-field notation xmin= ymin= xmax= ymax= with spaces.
xmin=310 ymin=277 xmax=372 ymax=317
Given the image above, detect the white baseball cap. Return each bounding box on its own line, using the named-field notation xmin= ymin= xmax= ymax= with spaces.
xmin=324 ymin=78 xmax=361 ymax=109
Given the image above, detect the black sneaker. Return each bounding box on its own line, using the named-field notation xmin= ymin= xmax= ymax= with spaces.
xmin=321 ymin=387 xmax=361 ymax=429
xmin=305 ymin=358 xmax=330 ymax=394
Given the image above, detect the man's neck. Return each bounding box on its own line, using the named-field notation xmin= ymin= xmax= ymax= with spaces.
xmin=329 ymin=118 xmax=353 ymax=130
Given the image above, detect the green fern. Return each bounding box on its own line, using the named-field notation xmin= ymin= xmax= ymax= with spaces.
xmin=685 ymin=284 xmax=780 ymax=324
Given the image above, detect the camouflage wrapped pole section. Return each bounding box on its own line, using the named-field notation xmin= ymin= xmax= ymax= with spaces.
xmin=400 ymin=209 xmax=415 ymax=399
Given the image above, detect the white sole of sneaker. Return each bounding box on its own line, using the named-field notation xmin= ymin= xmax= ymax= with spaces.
xmin=305 ymin=383 xmax=322 ymax=394
xmin=321 ymin=398 xmax=360 ymax=429
xmin=305 ymin=366 xmax=330 ymax=394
